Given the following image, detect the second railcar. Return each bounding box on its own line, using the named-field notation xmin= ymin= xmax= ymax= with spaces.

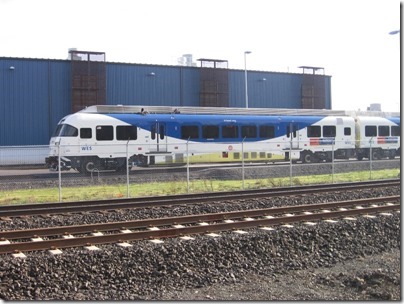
xmin=355 ymin=116 xmax=401 ymax=160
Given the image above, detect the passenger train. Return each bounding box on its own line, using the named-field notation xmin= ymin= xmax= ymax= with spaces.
xmin=45 ymin=105 xmax=400 ymax=174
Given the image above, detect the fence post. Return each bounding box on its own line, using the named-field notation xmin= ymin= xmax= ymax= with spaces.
xmin=289 ymin=141 xmax=293 ymax=187
xmin=126 ymin=140 xmax=130 ymax=198
xmin=242 ymin=137 xmax=246 ymax=190
xmin=186 ymin=139 xmax=190 ymax=193
xmin=332 ymin=140 xmax=335 ymax=184
xmin=369 ymin=138 xmax=373 ymax=180
xmin=57 ymin=142 xmax=62 ymax=202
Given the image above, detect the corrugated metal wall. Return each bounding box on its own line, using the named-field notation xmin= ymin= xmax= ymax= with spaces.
xmin=107 ymin=64 xmax=204 ymax=107
xmin=0 ymin=57 xmax=331 ymax=146
xmin=0 ymin=58 xmax=70 ymax=145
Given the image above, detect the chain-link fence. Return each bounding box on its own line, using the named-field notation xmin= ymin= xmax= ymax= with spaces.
xmin=0 ymin=141 xmax=400 ymax=204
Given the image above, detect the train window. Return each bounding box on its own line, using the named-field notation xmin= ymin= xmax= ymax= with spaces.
xmin=378 ymin=126 xmax=390 ymax=136
xmin=365 ymin=126 xmax=377 ymax=137
xmin=222 ymin=125 xmax=238 ymax=138
xmin=96 ymin=125 xmax=113 ymax=141
xmin=181 ymin=125 xmax=199 ymax=139
xmin=241 ymin=126 xmax=257 ymax=138
xmin=391 ymin=126 xmax=400 ymax=136
xmin=59 ymin=124 xmax=78 ymax=137
xmin=286 ymin=125 xmax=297 ymax=138
xmin=159 ymin=125 xmax=165 ymax=140
xmin=307 ymin=126 xmax=321 ymax=138
xmin=344 ymin=127 xmax=351 ymax=136
xmin=323 ymin=126 xmax=336 ymax=137
xmin=202 ymin=125 xmax=219 ymax=139
xmin=259 ymin=125 xmax=275 ymax=139
xmin=80 ymin=128 xmax=92 ymax=139
xmin=151 ymin=124 xmax=165 ymax=140
xmin=52 ymin=124 xmax=63 ymax=137
xmin=117 ymin=126 xmax=137 ymax=140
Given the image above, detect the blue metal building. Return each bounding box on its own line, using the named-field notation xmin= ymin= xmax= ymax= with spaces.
xmin=0 ymin=54 xmax=332 ymax=146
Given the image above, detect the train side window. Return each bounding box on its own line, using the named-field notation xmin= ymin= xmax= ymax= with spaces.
xmin=241 ymin=126 xmax=257 ymax=138
xmin=307 ymin=126 xmax=321 ymax=138
xmin=259 ymin=125 xmax=275 ymax=139
xmin=365 ymin=126 xmax=377 ymax=137
xmin=323 ymin=126 xmax=336 ymax=137
xmin=96 ymin=125 xmax=113 ymax=141
xmin=181 ymin=125 xmax=199 ymax=139
xmin=117 ymin=126 xmax=137 ymax=140
xmin=391 ymin=126 xmax=400 ymax=136
xmin=378 ymin=125 xmax=389 ymax=136
xmin=202 ymin=125 xmax=219 ymax=139
xmin=80 ymin=128 xmax=92 ymax=139
xmin=344 ymin=127 xmax=351 ymax=136
xmin=222 ymin=125 xmax=238 ymax=138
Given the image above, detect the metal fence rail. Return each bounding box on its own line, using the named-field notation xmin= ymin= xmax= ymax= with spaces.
xmin=0 ymin=142 xmax=400 ymax=204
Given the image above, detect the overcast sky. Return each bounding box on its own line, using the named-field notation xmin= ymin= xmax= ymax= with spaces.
xmin=0 ymin=0 xmax=401 ymax=112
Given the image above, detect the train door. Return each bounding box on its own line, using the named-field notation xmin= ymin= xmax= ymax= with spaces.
xmin=150 ymin=122 xmax=167 ymax=152
xmin=287 ymin=123 xmax=300 ymax=149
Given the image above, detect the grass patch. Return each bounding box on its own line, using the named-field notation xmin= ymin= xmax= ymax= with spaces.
xmin=0 ymin=168 xmax=399 ymax=205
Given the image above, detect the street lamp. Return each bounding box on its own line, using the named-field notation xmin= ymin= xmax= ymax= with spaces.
xmin=244 ymin=51 xmax=252 ymax=108
xmin=389 ymin=30 xmax=400 ymax=35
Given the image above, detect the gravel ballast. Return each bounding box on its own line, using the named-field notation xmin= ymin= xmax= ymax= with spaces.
xmin=0 ymin=187 xmax=400 ymax=300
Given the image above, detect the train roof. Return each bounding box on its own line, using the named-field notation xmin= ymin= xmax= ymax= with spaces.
xmin=80 ymin=105 xmax=400 ymax=118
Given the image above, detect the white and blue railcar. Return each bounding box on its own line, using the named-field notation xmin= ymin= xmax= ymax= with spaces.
xmin=46 ymin=106 xmax=357 ymax=174
xmin=355 ymin=116 xmax=401 ymax=160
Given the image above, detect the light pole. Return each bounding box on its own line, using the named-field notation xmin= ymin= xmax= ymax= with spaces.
xmin=389 ymin=30 xmax=400 ymax=35
xmin=244 ymin=51 xmax=251 ymax=108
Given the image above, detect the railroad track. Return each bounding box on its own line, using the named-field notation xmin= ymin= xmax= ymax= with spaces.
xmin=0 ymin=179 xmax=400 ymax=218
xmin=0 ymin=195 xmax=399 ymax=255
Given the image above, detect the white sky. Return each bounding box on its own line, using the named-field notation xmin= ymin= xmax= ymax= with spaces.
xmin=0 ymin=0 xmax=401 ymax=112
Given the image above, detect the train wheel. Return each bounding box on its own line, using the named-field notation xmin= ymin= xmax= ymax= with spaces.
xmin=371 ymin=150 xmax=380 ymax=160
xmin=302 ymin=152 xmax=313 ymax=163
xmin=115 ymin=160 xmax=130 ymax=172
xmin=138 ymin=155 xmax=148 ymax=167
xmin=81 ymin=159 xmax=98 ymax=175
xmin=389 ymin=150 xmax=396 ymax=159
xmin=325 ymin=152 xmax=333 ymax=162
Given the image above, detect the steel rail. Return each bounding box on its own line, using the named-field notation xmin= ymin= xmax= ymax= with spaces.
xmin=0 ymin=179 xmax=400 ymax=218
xmin=0 ymin=200 xmax=399 ymax=254
xmin=0 ymin=196 xmax=399 ymax=240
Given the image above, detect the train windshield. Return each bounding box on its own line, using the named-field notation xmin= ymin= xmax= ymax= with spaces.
xmin=52 ymin=124 xmax=78 ymax=137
